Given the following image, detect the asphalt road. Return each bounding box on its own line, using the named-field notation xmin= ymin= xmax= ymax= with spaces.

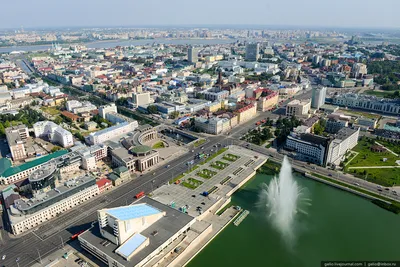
xmin=0 ymin=135 xmax=232 ymax=267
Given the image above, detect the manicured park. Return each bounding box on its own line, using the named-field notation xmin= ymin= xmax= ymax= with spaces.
xmin=211 ymin=161 xmax=229 ymax=170
xmin=344 ymin=137 xmax=400 ymax=186
xmin=181 ymin=177 xmax=203 ymax=190
xmin=197 ymin=169 xmax=217 ymax=179
xmin=223 ymin=153 xmax=239 ymax=162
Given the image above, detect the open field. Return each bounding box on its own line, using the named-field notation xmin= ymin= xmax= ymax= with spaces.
xmin=346 ymin=139 xmax=399 ymax=167
xmin=40 ymin=106 xmax=60 ymax=116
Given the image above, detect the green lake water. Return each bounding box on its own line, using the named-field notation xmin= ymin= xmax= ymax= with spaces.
xmin=187 ymin=173 xmax=400 ymax=267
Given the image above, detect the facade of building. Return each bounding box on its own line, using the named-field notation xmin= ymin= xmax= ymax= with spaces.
xmin=78 ymin=198 xmax=195 ymax=267
xmin=111 ymin=145 xmax=159 ymax=173
xmin=33 ymin=121 xmax=74 ymax=148
xmin=108 ymin=166 xmax=130 ymax=186
xmin=245 ymin=43 xmax=260 ymax=61
xmin=1 ymin=174 xmax=99 ymax=235
xmin=87 ymin=121 xmax=138 ymax=145
xmin=286 ymin=133 xmax=330 ymax=165
xmin=331 ymin=93 xmax=400 ymax=115
xmin=236 ymin=103 xmax=257 ymax=124
xmin=257 ymin=91 xmax=279 ymax=111
xmin=311 ymin=86 xmax=327 ymax=109
xmin=99 ymin=103 xmax=118 ymax=119
xmin=194 ymin=117 xmax=231 ymax=135
xmin=286 ymin=99 xmax=311 ymax=117
xmin=356 ymin=117 xmax=377 ymax=129
xmin=188 ymin=46 xmax=199 ymax=63
xmin=132 ymin=92 xmax=151 ymax=108
xmin=5 ymin=124 xmax=29 ymax=161
xmin=326 ymin=128 xmax=360 ymax=166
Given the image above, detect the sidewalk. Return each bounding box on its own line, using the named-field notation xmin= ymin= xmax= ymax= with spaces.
xmin=30 ymin=244 xmax=99 ymax=267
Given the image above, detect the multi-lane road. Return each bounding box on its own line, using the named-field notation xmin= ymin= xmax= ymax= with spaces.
xmin=0 ymin=133 xmax=236 ymax=267
xmin=1 ymin=85 xmax=398 ymax=267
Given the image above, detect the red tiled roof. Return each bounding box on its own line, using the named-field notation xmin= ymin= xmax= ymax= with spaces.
xmin=96 ymin=178 xmax=112 ymax=188
xmin=61 ymin=111 xmax=80 ymax=120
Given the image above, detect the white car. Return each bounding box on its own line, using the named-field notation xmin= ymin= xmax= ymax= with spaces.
xmin=2 ymin=255 xmax=6 ymax=260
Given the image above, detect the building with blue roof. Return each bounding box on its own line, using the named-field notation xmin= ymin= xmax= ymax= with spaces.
xmin=79 ymin=197 xmax=195 ymax=267
xmin=98 ymin=203 xmax=165 ymax=247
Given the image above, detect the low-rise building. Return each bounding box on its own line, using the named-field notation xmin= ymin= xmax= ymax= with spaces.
xmin=356 ymin=117 xmax=378 ymax=129
xmin=96 ymin=178 xmax=113 ymax=194
xmin=108 ymin=166 xmax=130 ymax=186
xmin=326 ymin=113 xmax=351 ymax=133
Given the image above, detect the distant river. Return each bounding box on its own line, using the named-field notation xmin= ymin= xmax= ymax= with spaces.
xmin=0 ymin=38 xmax=235 ymax=53
xmin=187 ymin=172 xmax=400 ymax=267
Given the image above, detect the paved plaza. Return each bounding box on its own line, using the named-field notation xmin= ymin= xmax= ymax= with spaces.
xmin=152 ymin=145 xmax=267 ymax=218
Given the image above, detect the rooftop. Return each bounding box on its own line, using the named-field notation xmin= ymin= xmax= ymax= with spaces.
xmin=79 ymin=197 xmax=195 ymax=267
xmin=1 ymin=150 xmax=68 ymax=178
xmin=115 ymin=234 xmax=147 ymax=259
xmin=106 ymin=203 xmax=162 ymax=221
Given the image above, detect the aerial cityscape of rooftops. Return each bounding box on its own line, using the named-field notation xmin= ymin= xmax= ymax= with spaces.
xmin=1 ymin=2 xmax=400 ymax=267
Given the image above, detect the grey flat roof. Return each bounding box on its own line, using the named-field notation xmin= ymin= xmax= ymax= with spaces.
xmin=79 ymin=197 xmax=194 ymax=267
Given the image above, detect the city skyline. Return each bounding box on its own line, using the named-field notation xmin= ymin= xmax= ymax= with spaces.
xmin=1 ymin=0 xmax=400 ymax=29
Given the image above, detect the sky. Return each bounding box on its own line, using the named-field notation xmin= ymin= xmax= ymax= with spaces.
xmin=1 ymin=0 xmax=399 ymax=29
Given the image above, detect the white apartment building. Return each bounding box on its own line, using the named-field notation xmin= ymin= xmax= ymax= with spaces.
xmin=66 ymin=100 xmax=83 ymax=112
xmin=33 ymin=121 xmax=74 ymax=147
xmin=286 ymin=133 xmax=330 ymax=165
xmin=311 ymin=86 xmax=327 ymax=109
xmin=286 ymin=99 xmax=311 ymax=117
xmin=99 ymin=103 xmax=118 ymax=119
xmin=132 ymin=92 xmax=151 ymax=108
xmin=326 ymin=127 xmax=360 ymax=166
xmin=86 ymin=121 xmax=138 ymax=145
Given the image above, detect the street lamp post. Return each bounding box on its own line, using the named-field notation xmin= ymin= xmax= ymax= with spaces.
xmin=60 ymin=236 xmax=64 ymax=249
xmin=37 ymin=248 xmax=42 ymax=264
xmin=16 ymin=258 xmax=20 ymax=267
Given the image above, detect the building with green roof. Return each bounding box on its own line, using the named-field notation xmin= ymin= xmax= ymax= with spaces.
xmin=0 ymin=150 xmax=68 ymax=184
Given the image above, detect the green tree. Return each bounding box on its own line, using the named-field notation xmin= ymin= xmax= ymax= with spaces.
xmin=147 ymin=105 xmax=158 ymax=114
xmin=0 ymin=123 xmax=5 ymax=137
xmin=169 ymin=111 xmax=180 ymax=119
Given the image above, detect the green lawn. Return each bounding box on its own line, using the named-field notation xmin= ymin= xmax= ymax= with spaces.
xmin=181 ymin=177 xmax=203 ymax=190
xmin=211 ymin=161 xmax=229 ymax=170
xmin=347 ymin=139 xmax=399 ymax=167
xmin=202 ymin=148 xmax=228 ymax=164
xmin=193 ymin=139 xmax=206 ymax=147
xmin=364 ymin=90 xmax=395 ymax=98
xmin=339 ymin=109 xmax=381 ymax=120
xmin=310 ymin=172 xmax=400 ymax=211
xmin=40 ymin=106 xmax=60 ymax=116
xmin=350 ymin=168 xmax=400 ymax=187
xmin=222 ymin=153 xmax=239 ymax=162
xmin=152 ymin=141 xmax=165 ymax=149
xmin=197 ymin=169 xmax=217 ymax=179
xmin=169 ymin=165 xmax=199 ymax=184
